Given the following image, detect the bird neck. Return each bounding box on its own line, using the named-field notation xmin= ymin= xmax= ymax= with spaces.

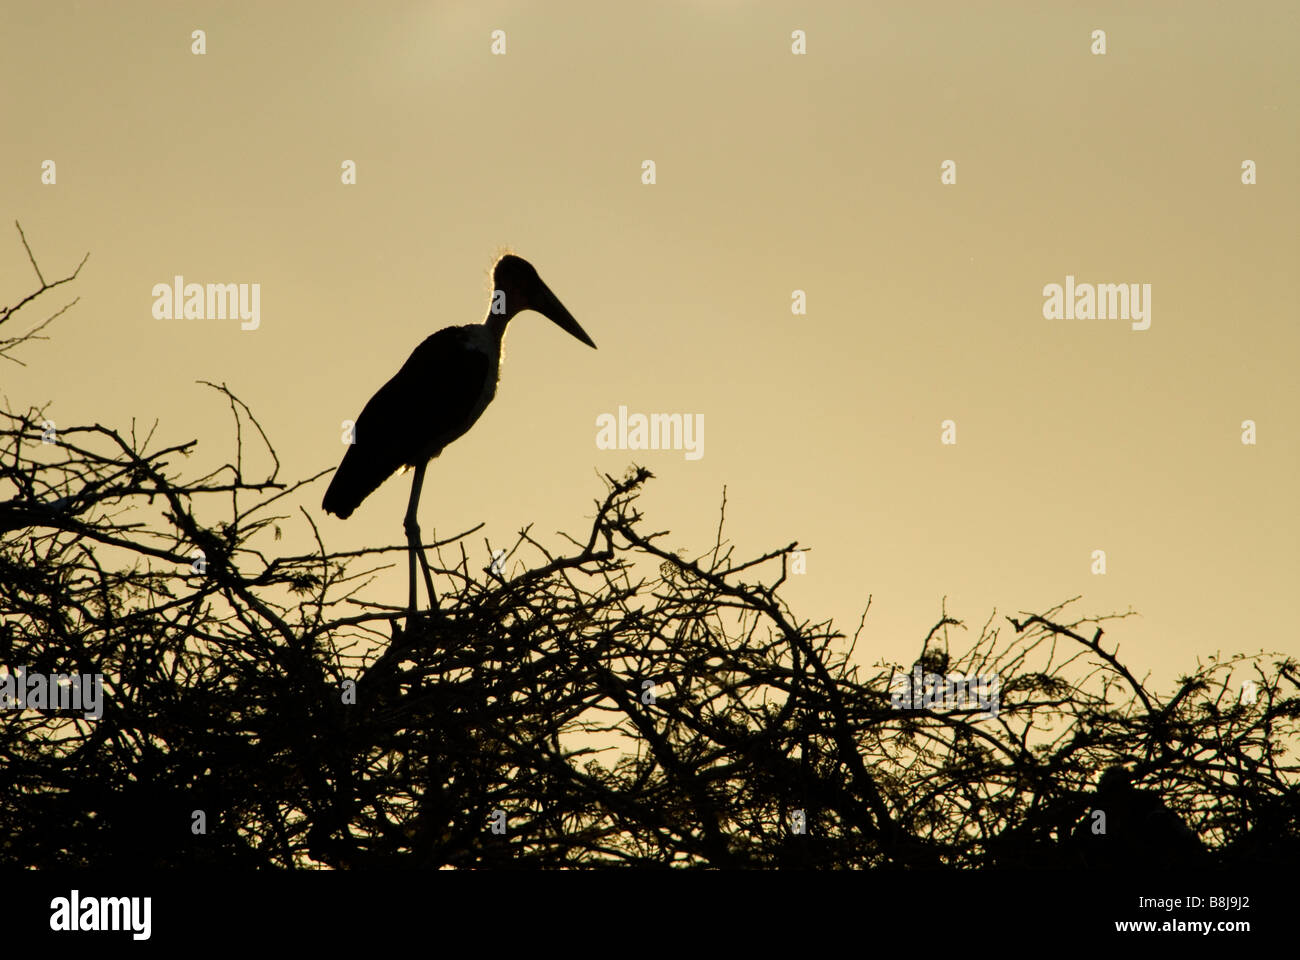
xmin=484 ymin=310 xmax=512 ymax=343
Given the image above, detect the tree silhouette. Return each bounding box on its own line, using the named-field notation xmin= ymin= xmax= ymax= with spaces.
xmin=3 ymin=227 xmax=1298 ymax=869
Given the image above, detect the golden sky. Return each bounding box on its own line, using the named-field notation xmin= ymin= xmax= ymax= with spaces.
xmin=3 ymin=0 xmax=1297 ymax=689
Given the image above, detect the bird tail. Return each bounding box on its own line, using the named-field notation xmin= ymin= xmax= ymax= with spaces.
xmin=321 ymin=445 xmax=401 ymax=519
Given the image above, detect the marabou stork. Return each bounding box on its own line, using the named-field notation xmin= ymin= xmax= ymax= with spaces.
xmin=1071 ymin=765 xmax=1207 ymax=868
xmin=321 ymin=254 xmax=596 ymax=624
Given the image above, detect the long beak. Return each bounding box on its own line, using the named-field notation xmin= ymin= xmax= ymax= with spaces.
xmin=537 ymin=285 xmax=597 ymax=349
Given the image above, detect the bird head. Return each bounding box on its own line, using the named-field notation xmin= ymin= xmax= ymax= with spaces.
xmin=1098 ymin=765 xmax=1133 ymax=794
xmin=491 ymin=255 xmax=596 ymax=348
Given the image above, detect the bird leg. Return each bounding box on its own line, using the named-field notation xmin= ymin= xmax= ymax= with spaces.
xmin=404 ymin=461 xmax=438 ymax=627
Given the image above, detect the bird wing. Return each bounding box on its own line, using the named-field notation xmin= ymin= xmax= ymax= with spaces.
xmin=321 ymin=327 xmax=494 ymax=519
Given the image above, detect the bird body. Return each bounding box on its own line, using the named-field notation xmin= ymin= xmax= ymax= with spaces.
xmin=322 ymin=324 xmax=499 ymax=519
xmin=1071 ymin=766 xmax=1207 ymax=869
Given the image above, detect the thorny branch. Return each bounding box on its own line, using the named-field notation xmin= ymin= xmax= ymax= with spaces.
xmin=0 ymin=222 xmax=89 ymax=365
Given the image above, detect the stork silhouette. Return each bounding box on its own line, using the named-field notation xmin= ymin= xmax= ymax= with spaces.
xmin=321 ymin=255 xmax=596 ymax=626
xmin=1071 ymin=765 xmax=1207 ymax=868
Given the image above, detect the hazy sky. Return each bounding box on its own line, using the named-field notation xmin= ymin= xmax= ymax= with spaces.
xmin=3 ymin=1 xmax=1296 ymax=691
